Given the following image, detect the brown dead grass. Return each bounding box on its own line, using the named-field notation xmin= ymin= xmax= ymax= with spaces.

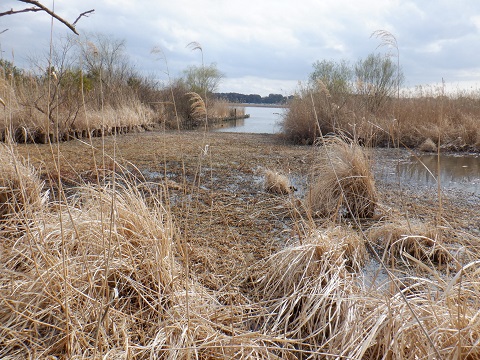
xmin=264 ymin=169 xmax=291 ymax=194
xmin=4 ymin=130 xmax=479 ymax=359
xmin=367 ymin=218 xmax=456 ymax=268
xmin=306 ymin=136 xmax=377 ymax=219
xmin=0 ymin=143 xmax=44 ymax=223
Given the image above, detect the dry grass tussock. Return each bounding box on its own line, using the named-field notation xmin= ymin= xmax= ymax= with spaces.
xmin=264 ymin=169 xmax=291 ymax=194
xmin=0 ymin=151 xmax=298 ymax=358
xmin=367 ymin=218 xmax=462 ymax=267
xmin=419 ymin=137 xmax=438 ymax=152
xmin=1 ymin=179 xmax=177 ymax=357
xmin=0 ymin=178 xmax=273 ymax=358
xmin=339 ymin=271 xmax=480 ymax=360
xmin=254 ymin=226 xmax=366 ymax=353
xmin=253 ymin=223 xmax=480 ymax=358
xmin=307 ymin=136 xmax=377 ymax=219
xmin=0 ymin=143 xmax=45 ymax=223
xmin=2 ymin=134 xmax=480 ymax=358
xmin=257 ymin=226 xmax=367 ymax=296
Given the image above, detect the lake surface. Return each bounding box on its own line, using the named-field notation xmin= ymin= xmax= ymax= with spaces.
xmin=211 ymin=112 xmax=480 ymax=196
xmin=396 ymin=153 xmax=480 ymax=195
xmin=211 ymin=106 xmax=284 ymax=134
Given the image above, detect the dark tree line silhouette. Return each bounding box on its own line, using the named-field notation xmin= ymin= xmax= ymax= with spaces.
xmin=214 ymin=92 xmax=293 ymax=105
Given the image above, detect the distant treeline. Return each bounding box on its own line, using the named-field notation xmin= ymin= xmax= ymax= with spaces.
xmin=214 ymin=92 xmax=294 ymax=105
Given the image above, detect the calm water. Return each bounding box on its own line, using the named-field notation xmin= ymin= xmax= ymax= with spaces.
xmin=211 ymin=111 xmax=480 ymax=195
xmin=396 ymin=153 xmax=480 ymax=195
xmin=211 ymin=106 xmax=284 ymax=134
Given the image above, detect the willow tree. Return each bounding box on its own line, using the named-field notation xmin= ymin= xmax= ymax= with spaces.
xmin=355 ymin=53 xmax=404 ymax=113
xmin=182 ymin=63 xmax=225 ymax=96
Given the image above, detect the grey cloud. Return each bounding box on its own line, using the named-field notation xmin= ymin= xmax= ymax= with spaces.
xmin=1 ymin=0 xmax=480 ymax=95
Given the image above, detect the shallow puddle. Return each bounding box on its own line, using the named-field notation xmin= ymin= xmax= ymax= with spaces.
xmin=396 ymin=153 xmax=480 ymax=195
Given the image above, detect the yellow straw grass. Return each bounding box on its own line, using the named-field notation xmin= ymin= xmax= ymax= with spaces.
xmin=367 ymin=219 xmax=453 ymax=266
xmin=306 ymin=136 xmax=377 ymax=218
xmin=0 ymin=143 xmax=45 ymax=223
xmin=264 ymin=169 xmax=292 ymax=195
xmin=254 ymin=226 xmax=366 ymax=352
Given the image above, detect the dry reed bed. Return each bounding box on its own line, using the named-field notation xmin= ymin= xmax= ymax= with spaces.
xmin=0 ymin=76 xmax=158 ymax=143
xmin=1 ymin=103 xmax=156 ymax=144
xmin=0 ymin=77 xmax=245 ymax=144
xmin=2 ymin=132 xmax=480 ymax=358
xmin=282 ymin=83 xmax=480 ymax=151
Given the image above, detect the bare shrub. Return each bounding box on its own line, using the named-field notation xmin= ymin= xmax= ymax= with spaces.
xmin=306 ymin=136 xmax=377 ymax=218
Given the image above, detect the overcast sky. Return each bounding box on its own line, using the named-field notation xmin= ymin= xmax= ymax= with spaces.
xmin=1 ymin=0 xmax=480 ymax=96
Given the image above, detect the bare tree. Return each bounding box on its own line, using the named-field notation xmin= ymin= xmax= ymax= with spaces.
xmin=0 ymin=0 xmax=94 ymax=35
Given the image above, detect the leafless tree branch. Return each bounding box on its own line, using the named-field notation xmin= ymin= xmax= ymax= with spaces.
xmin=73 ymin=9 xmax=94 ymax=26
xmin=0 ymin=0 xmax=94 ymax=35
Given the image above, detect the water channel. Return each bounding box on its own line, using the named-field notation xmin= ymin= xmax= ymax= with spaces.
xmin=211 ymin=106 xmax=284 ymax=134
xmin=396 ymin=153 xmax=480 ymax=196
xmin=210 ymin=106 xmax=480 ymax=196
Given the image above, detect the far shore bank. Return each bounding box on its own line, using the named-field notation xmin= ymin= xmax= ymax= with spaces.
xmin=228 ymin=103 xmax=288 ymax=108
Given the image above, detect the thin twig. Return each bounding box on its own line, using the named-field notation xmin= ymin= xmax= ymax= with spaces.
xmin=0 ymin=1 xmax=94 ymax=35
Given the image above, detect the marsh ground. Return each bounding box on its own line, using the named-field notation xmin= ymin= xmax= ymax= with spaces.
xmin=16 ymin=130 xmax=480 ymax=296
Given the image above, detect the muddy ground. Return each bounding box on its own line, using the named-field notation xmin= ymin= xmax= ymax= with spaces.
xmin=16 ymin=131 xmax=480 ymax=295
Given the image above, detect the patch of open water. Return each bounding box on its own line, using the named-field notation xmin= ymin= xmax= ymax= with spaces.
xmin=211 ymin=106 xmax=284 ymax=134
xmin=396 ymin=153 xmax=480 ymax=195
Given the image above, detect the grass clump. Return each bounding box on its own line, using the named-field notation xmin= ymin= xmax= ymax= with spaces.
xmin=0 ymin=179 xmax=179 ymax=357
xmin=0 ymin=144 xmax=45 ymax=223
xmin=254 ymin=226 xmax=366 ymax=353
xmin=306 ymin=136 xmax=377 ymax=219
xmin=418 ymin=137 xmax=438 ymax=152
xmin=368 ymin=219 xmax=454 ymax=267
xmin=264 ymin=169 xmax=292 ymax=195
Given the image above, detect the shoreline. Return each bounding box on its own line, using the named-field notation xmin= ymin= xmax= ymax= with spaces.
xmin=228 ymin=103 xmax=288 ymax=108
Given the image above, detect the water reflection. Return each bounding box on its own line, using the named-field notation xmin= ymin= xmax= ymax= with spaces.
xmin=396 ymin=154 xmax=480 ymax=194
xmin=210 ymin=118 xmax=245 ymax=130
